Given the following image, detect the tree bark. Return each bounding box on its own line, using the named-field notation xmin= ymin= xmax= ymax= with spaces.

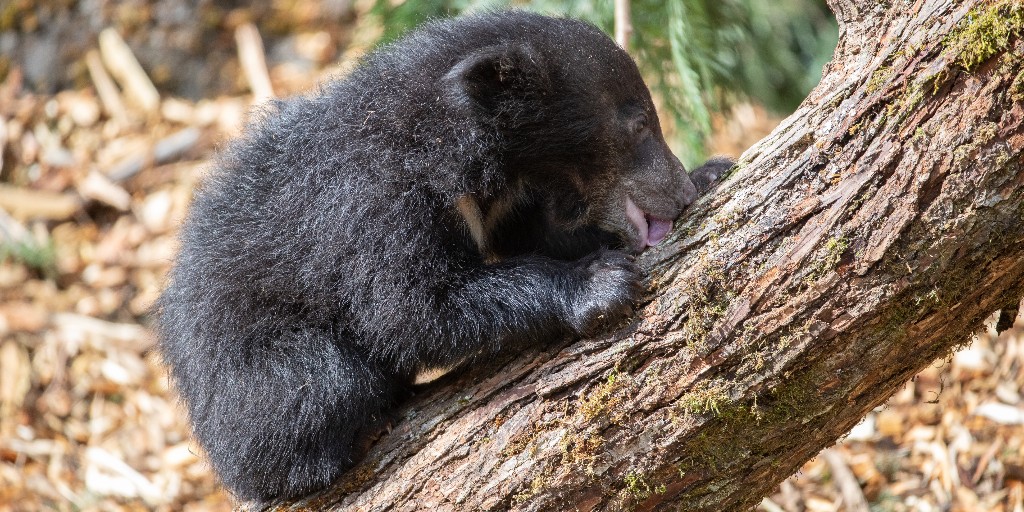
xmin=271 ymin=1 xmax=1024 ymax=510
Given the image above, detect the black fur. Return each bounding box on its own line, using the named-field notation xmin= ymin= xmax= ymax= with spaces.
xmin=158 ymin=11 xmax=726 ymax=503
xmin=689 ymin=156 xmax=734 ymax=194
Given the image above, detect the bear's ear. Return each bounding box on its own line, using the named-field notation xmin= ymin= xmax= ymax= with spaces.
xmin=443 ymin=43 xmax=549 ymax=114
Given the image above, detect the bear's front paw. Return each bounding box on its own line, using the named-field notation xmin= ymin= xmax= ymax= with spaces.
xmin=690 ymin=157 xmax=735 ymax=195
xmin=568 ymin=249 xmax=644 ymax=336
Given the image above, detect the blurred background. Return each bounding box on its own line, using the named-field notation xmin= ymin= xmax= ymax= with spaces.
xmin=0 ymin=1 xmax=1021 ymax=511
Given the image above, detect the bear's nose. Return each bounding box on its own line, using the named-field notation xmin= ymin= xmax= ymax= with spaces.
xmin=664 ymin=148 xmax=697 ymax=210
xmin=677 ymin=173 xmax=698 ymax=208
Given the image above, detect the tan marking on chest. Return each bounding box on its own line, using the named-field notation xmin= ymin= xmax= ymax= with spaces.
xmin=456 ymin=194 xmax=487 ymax=255
xmin=413 ymin=365 xmax=456 ymax=385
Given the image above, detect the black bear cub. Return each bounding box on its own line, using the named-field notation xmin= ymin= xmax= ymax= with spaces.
xmin=158 ymin=11 xmax=729 ymax=503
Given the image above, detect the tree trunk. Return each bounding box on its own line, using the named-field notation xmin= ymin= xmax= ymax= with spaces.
xmin=272 ymin=1 xmax=1024 ymax=510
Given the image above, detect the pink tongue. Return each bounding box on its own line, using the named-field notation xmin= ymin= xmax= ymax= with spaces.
xmin=646 ymin=217 xmax=673 ymax=246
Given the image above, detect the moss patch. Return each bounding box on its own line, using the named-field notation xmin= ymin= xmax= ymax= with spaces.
xmin=1011 ymin=68 xmax=1024 ymax=101
xmin=953 ymin=121 xmax=1000 ymax=169
xmin=944 ymin=1 xmax=1024 ymax=71
xmin=678 ymin=381 xmax=732 ymax=417
xmin=623 ymin=471 xmax=666 ymax=501
xmin=884 ymin=82 xmax=926 ymax=127
xmin=675 ymin=366 xmax=837 ymax=485
xmin=804 ymin=235 xmax=850 ymax=284
xmin=847 ymin=120 xmax=864 ymax=136
xmin=501 ymin=428 xmax=542 ymax=459
xmin=511 ymin=474 xmax=546 ymax=505
xmin=866 ymin=66 xmax=894 ymax=93
xmin=556 ymin=369 xmax=632 ymax=473
xmin=679 ymin=261 xmax=733 ymax=351
xmin=578 ymin=370 xmax=626 ymax=422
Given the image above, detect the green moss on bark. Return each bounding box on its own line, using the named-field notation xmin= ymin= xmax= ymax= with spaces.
xmin=944 ymin=1 xmax=1024 ymax=71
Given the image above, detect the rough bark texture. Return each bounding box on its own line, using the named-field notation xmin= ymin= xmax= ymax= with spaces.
xmin=271 ymin=1 xmax=1024 ymax=510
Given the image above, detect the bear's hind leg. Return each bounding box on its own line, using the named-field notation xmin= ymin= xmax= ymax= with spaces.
xmin=181 ymin=327 xmax=397 ymax=503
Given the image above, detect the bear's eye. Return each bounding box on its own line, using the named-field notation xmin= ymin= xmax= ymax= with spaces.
xmin=632 ymin=116 xmax=648 ymax=136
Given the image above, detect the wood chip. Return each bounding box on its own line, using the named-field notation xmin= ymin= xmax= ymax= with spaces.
xmin=78 ymin=170 xmax=132 ymax=210
xmin=57 ymin=91 xmax=101 ymax=128
xmin=0 ymin=341 xmax=31 ymax=433
xmin=0 ymin=302 xmax=48 ymax=333
xmin=974 ymin=402 xmax=1024 ymax=425
xmin=877 ymin=408 xmax=905 ymax=437
xmin=107 ymin=127 xmax=200 ymax=182
xmin=235 ymin=23 xmax=275 ymax=103
xmin=85 ymin=50 xmax=128 ymax=125
xmin=0 ymin=185 xmax=80 ymax=220
xmin=84 ymin=446 xmax=164 ymax=505
xmin=137 ymin=189 xmax=174 ymax=233
xmin=822 ymin=449 xmax=870 ymax=512
xmin=50 ymin=313 xmax=153 ymax=352
xmin=759 ymin=497 xmax=785 ymax=512
xmin=98 ymin=29 xmax=160 ymax=113
xmin=0 ymin=115 xmax=6 ymax=171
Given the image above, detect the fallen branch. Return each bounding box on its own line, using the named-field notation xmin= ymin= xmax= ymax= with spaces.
xmin=267 ymin=1 xmax=1024 ymax=509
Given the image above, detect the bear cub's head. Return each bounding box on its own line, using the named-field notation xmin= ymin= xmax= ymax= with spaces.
xmin=442 ymin=16 xmax=699 ymax=259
